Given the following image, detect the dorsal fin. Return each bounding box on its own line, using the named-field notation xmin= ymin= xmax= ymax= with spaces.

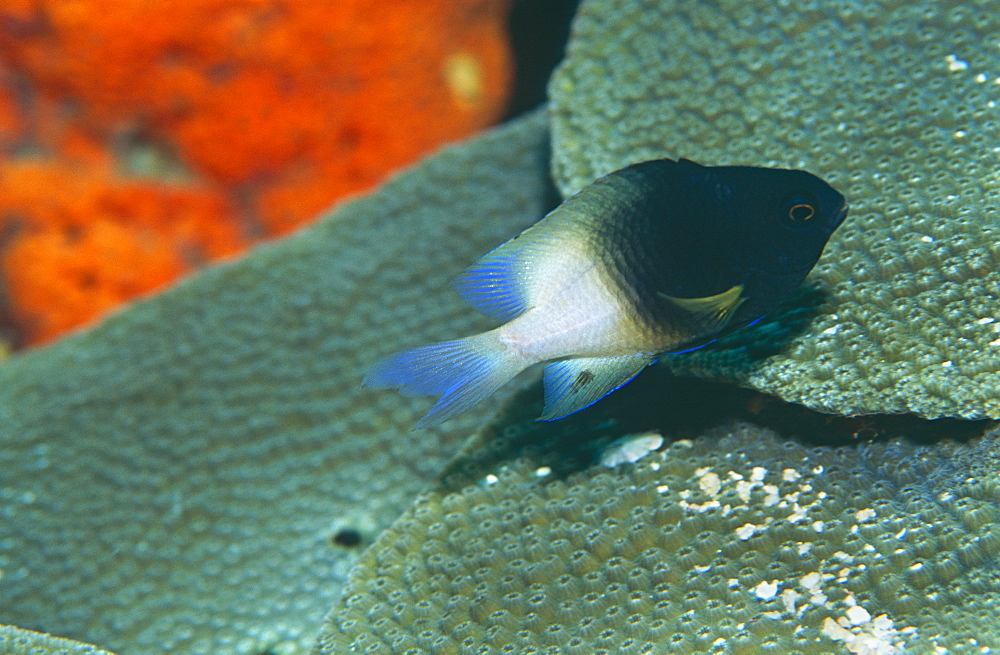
xmin=453 ymin=245 xmax=528 ymax=321
xmin=677 ymin=158 xmax=704 ymax=168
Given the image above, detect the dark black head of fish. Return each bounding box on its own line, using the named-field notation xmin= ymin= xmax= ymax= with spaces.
xmin=628 ymin=158 xmax=848 ymax=331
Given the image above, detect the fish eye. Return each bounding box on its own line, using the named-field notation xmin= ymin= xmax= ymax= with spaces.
xmin=780 ymin=192 xmax=819 ymax=226
xmin=789 ymin=203 xmax=815 ymax=222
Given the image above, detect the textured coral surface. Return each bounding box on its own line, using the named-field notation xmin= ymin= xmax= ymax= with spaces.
xmin=0 ymin=624 xmax=116 ymax=655
xmin=550 ymin=0 xmax=1000 ymax=420
xmin=0 ymin=0 xmax=512 ymax=346
xmin=0 ymin=111 xmax=550 ymax=654
xmin=320 ymin=371 xmax=1000 ymax=653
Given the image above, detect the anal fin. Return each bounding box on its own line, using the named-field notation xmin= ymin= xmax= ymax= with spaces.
xmin=540 ymin=354 xmax=654 ymax=421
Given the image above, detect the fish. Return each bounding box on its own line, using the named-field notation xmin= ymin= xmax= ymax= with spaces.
xmin=364 ymin=158 xmax=848 ymax=427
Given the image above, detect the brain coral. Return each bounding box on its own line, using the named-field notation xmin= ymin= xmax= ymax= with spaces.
xmin=318 ymin=370 xmax=1000 ymax=653
xmin=0 ymin=625 xmax=116 ymax=655
xmin=0 ymin=0 xmax=512 ymax=346
xmin=0 ymin=111 xmax=551 ymax=654
xmin=550 ymin=0 xmax=1000 ymax=420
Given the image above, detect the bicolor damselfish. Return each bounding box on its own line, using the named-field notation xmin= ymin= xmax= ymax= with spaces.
xmin=364 ymin=158 xmax=848 ymax=427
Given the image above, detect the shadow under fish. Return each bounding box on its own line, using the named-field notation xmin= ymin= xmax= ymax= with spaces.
xmin=364 ymin=158 xmax=848 ymax=427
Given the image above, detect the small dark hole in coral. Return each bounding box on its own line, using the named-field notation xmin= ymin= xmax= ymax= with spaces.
xmin=332 ymin=528 xmax=363 ymax=548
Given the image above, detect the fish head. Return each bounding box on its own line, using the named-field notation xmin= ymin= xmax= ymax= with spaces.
xmin=668 ymin=162 xmax=847 ymax=279
xmin=750 ymin=167 xmax=847 ymax=272
xmin=706 ymin=166 xmax=849 ymax=327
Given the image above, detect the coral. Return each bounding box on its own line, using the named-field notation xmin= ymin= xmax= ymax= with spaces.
xmin=549 ymin=0 xmax=1000 ymax=420
xmin=0 ymin=625 xmax=117 ymax=655
xmin=0 ymin=111 xmax=551 ymax=654
xmin=318 ymin=371 xmax=1000 ymax=653
xmin=0 ymin=0 xmax=513 ymax=345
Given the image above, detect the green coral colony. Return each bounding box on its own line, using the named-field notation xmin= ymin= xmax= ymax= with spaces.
xmin=320 ymin=379 xmax=1000 ymax=653
xmin=3 ymin=0 xmax=1000 ymax=653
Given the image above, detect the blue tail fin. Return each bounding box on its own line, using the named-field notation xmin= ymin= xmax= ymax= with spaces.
xmin=363 ymin=331 xmax=527 ymax=428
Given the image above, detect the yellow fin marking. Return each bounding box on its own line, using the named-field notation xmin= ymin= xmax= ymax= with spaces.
xmin=660 ymin=284 xmax=745 ymax=333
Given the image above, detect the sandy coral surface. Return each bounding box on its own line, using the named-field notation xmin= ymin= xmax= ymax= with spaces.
xmin=7 ymin=0 xmax=1000 ymax=652
xmin=321 ymin=372 xmax=1000 ymax=653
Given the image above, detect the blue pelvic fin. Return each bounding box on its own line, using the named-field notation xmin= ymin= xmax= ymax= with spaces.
xmin=540 ymin=354 xmax=654 ymax=421
xmin=363 ymin=331 xmax=526 ymax=428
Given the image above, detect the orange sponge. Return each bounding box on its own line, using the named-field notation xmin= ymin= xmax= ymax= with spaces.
xmin=0 ymin=0 xmax=513 ymax=346
xmin=0 ymin=163 xmax=247 ymax=344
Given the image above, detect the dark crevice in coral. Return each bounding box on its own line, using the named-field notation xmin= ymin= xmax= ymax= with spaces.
xmin=537 ymin=135 xmax=564 ymax=209
xmin=229 ymin=182 xmax=270 ymax=242
xmin=112 ymin=126 xmax=196 ymax=183
xmin=503 ymin=0 xmax=582 ymax=120
xmin=0 ymin=66 xmax=43 ymax=159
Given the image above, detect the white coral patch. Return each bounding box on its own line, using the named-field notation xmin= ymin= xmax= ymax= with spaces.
xmin=945 ymin=54 xmax=969 ymax=71
xmin=754 ymin=580 xmax=778 ymax=600
xmin=847 ymin=606 xmax=872 ymax=625
xmin=822 ymin=610 xmax=904 ymax=654
xmin=698 ymin=470 xmax=722 ymax=497
xmin=781 ymin=468 xmax=802 ymax=481
xmin=600 ymin=431 xmax=663 ymax=467
xmin=855 ymin=508 xmax=876 ymax=522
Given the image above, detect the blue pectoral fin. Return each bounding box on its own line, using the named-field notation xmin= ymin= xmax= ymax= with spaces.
xmin=540 ymin=354 xmax=655 ymax=421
